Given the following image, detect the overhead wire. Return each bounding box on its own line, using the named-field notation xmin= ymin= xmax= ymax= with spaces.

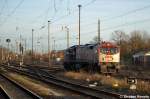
xmin=0 ymin=0 xmax=7 ymax=16
xmin=102 ymin=4 xmax=150 ymax=22
xmin=0 ymin=0 xmax=8 ymax=22
xmin=40 ymin=0 xmax=65 ymax=29
xmin=50 ymin=0 xmax=97 ymax=24
xmin=53 ymin=18 xmax=150 ymax=41
xmin=58 ymin=3 xmax=150 ymax=32
xmin=41 ymin=0 xmax=51 ymax=26
xmin=49 ymin=3 xmax=150 ymax=31
xmin=38 ymin=0 xmax=97 ymax=30
xmin=0 ymin=0 xmax=24 ymax=27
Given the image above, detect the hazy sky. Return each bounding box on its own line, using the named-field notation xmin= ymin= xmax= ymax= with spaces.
xmin=0 ymin=0 xmax=150 ymax=52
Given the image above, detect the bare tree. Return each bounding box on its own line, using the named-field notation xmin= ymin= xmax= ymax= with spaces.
xmin=129 ymin=30 xmax=146 ymax=53
xmin=111 ymin=30 xmax=129 ymax=45
xmin=89 ymin=36 xmax=102 ymax=44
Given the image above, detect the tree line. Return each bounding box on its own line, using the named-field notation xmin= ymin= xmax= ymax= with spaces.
xmin=91 ymin=30 xmax=150 ymax=64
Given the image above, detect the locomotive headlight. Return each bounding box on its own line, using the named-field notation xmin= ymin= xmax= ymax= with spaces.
xmin=95 ymin=50 xmax=97 ymax=53
xmin=102 ymin=57 xmax=105 ymax=61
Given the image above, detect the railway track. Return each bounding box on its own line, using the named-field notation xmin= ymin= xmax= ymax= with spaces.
xmin=0 ymin=87 xmax=10 ymax=99
xmin=0 ymin=73 xmax=42 ymax=99
xmin=8 ymin=62 xmax=150 ymax=82
xmin=2 ymin=65 xmax=122 ymax=99
xmin=110 ymin=72 xmax=150 ymax=82
xmin=24 ymin=64 xmax=150 ymax=83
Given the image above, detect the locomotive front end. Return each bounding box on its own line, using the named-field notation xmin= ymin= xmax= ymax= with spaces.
xmin=98 ymin=42 xmax=120 ymax=73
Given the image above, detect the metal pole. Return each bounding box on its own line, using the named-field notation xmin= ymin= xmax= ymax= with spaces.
xmin=67 ymin=27 xmax=69 ymax=48
xmin=2 ymin=46 xmax=3 ymax=62
xmin=54 ymin=39 xmax=55 ymax=51
xmin=98 ymin=19 xmax=100 ymax=43
xmin=78 ymin=5 xmax=81 ymax=46
xmin=7 ymin=42 xmax=9 ymax=65
xmin=0 ymin=39 xmax=2 ymax=62
xmin=24 ymin=39 xmax=26 ymax=52
xmin=48 ymin=21 xmax=50 ymax=67
xmin=32 ymin=29 xmax=34 ymax=62
xmin=65 ymin=26 xmax=69 ymax=48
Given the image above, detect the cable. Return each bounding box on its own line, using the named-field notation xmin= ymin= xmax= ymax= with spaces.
xmin=0 ymin=0 xmax=7 ymax=16
xmin=50 ymin=0 xmax=97 ymax=24
xmin=53 ymin=0 xmax=57 ymax=12
xmin=101 ymin=18 xmax=150 ymax=31
xmin=0 ymin=0 xmax=24 ymax=27
xmin=53 ymin=18 xmax=150 ymax=40
xmin=0 ymin=0 xmax=8 ymax=22
xmin=37 ymin=0 xmax=97 ymax=30
xmin=83 ymin=0 xmax=96 ymax=7
xmin=54 ymin=4 xmax=150 ymax=32
xmin=102 ymin=4 xmax=150 ymax=22
xmin=60 ymin=3 xmax=150 ymax=26
xmin=41 ymin=0 xmax=51 ymax=26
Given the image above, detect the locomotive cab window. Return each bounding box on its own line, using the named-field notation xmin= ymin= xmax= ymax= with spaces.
xmin=100 ymin=48 xmax=118 ymax=54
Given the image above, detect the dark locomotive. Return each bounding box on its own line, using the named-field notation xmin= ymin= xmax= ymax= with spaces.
xmin=63 ymin=41 xmax=120 ymax=73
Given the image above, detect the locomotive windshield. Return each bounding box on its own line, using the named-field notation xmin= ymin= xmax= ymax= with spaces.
xmin=100 ymin=48 xmax=118 ymax=54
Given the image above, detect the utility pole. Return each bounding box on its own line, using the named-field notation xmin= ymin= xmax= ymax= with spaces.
xmin=32 ymin=29 xmax=34 ymax=62
xmin=78 ymin=4 xmax=81 ymax=46
xmin=65 ymin=26 xmax=69 ymax=48
xmin=0 ymin=39 xmax=1 ymax=62
xmin=48 ymin=21 xmax=50 ymax=67
xmin=98 ymin=19 xmax=100 ymax=43
xmin=24 ymin=39 xmax=27 ymax=53
xmin=6 ymin=39 xmax=11 ymax=65
xmin=20 ymin=34 xmax=22 ymax=55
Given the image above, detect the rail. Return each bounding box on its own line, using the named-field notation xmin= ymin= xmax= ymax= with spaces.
xmin=3 ymin=65 xmax=122 ymax=99
xmin=0 ymin=73 xmax=42 ymax=99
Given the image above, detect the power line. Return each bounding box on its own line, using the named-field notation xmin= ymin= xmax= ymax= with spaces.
xmin=101 ymin=18 xmax=150 ymax=31
xmin=68 ymin=4 xmax=150 ymax=26
xmin=0 ymin=0 xmax=7 ymax=16
xmin=49 ymin=3 xmax=150 ymax=29
xmin=80 ymin=18 xmax=150 ymax=36
xmin=53 ymin=0 xmax=57 ymax=12
xmin=41 ymin=0 xmax=51 ymax=26
xmin=0 ymin=0 xmax=8 ymax=22
xmin=83 ymin=0 xmax=96 ymax=7
xmin=31 ymin=18 xmax=150 ymax=47
xmin=0 ymin=0 xmax=24 ymax=27
xmin=50 ymin=0 xmax=97 ymax=24
xmin=102 ymin=4 xmax=150 ymax=22
xmin=36 ymin=0 xmax=97 ymax=30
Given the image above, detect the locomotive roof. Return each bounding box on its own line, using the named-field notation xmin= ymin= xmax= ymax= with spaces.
xmin=100 ymin=42 xmax=118 ymax=48
xmin=66 ymin=41 xmax=118 ymax=50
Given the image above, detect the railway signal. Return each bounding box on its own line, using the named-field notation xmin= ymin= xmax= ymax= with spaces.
xmin=63 ymin=26 xmax=70 ymax=48
xmin=6 ymin=39 xmax=11 ymax=65
xmin=32 ymin=29 xmax=34 ymax=62
xmin=78 ymin=4 xmax=81 ymax=46
xmin=48 ymin=20 xmax=51 ymax=67
xmin=127 ymin=77 xmax=137 ymax=90
xmin=98 ymin=19 xmax=100 ymax=43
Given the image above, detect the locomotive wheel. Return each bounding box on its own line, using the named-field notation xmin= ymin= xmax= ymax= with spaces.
xmin=64 ymin=63 xmax=71 ymax=71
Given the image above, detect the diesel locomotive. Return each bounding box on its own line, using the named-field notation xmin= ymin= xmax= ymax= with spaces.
xmin=63 ymin=41 xmax=120 ymax=73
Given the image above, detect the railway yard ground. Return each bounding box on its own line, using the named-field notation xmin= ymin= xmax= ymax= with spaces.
xmin=0 ymin=62 xmax=150 ymax=99
xmin=0 ymin=67 xmax=86 ymax=99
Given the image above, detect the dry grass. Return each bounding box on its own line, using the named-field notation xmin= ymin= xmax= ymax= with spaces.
xmin=7 ymin=73 xmax=63 ymax=96
xmin=64 ymin=72 xmax=150 ymax=94
xmin=137 ymin=81 xmax=150 ymax=94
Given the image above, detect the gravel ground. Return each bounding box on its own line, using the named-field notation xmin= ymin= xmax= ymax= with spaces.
xmin=0 ymin=75 xmax=34 ymax=99
xmin=5 ymin=72 xmax=85 ymax=98
xmin=54 ymin=71 xmax=150 ymax=96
